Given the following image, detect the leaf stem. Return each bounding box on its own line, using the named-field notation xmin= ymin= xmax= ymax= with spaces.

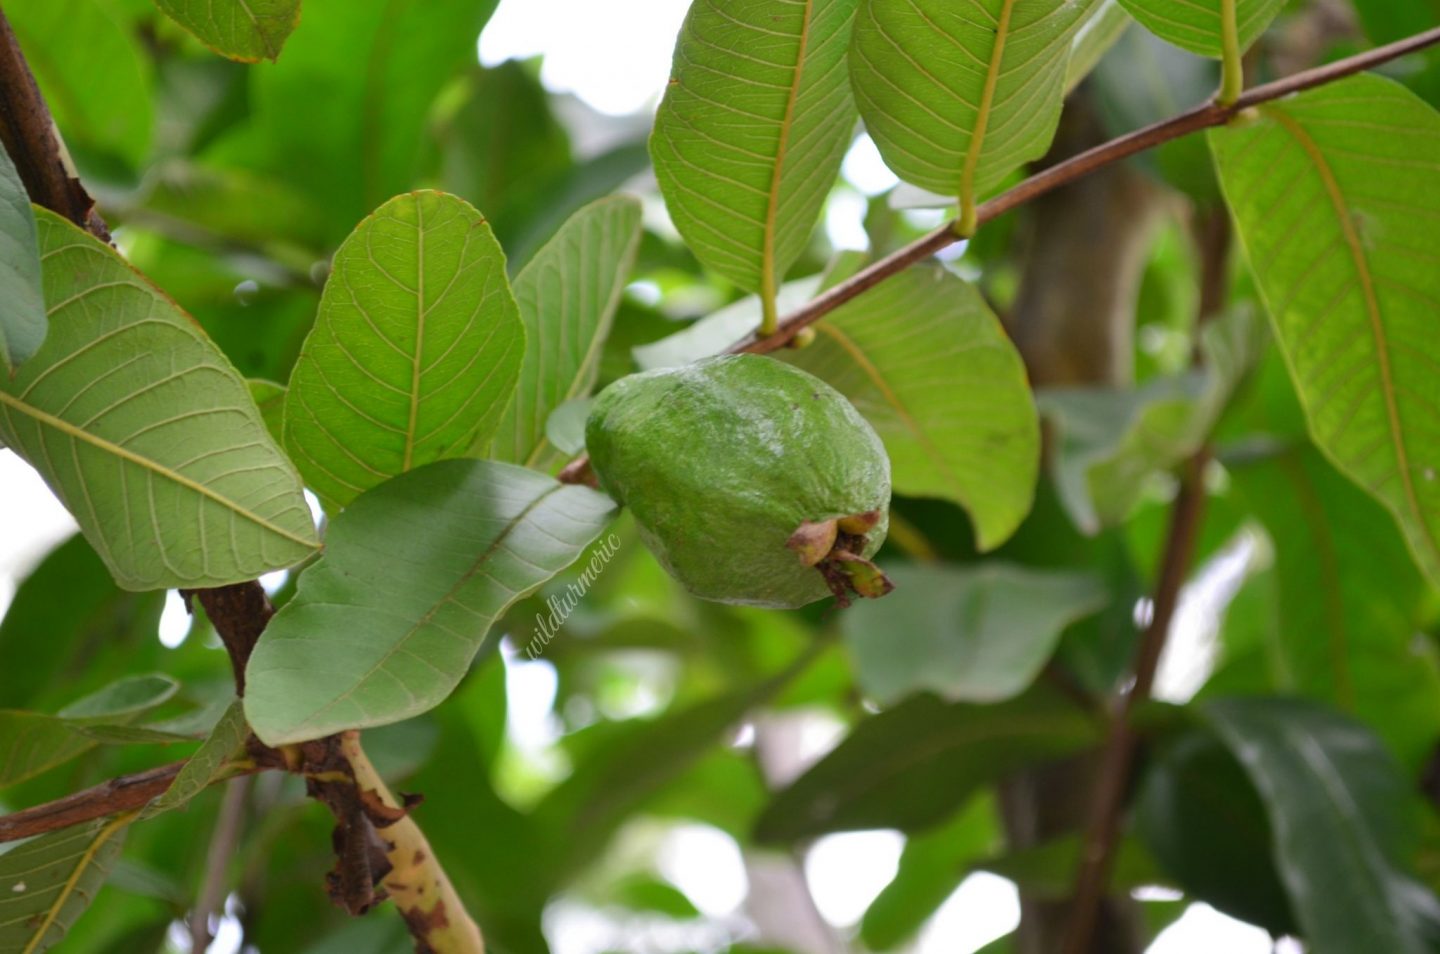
xmin=1218 ymin=0 xmax=1245 ymax=106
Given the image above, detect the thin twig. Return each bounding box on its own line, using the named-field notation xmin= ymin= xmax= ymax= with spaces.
xmin=1063 ymin=210 xmax=1232 ymax=954
xmin=189 ymin=776 xmax=252 ymax=951
xmin=557 ymin=24 xmax=1440 ymax=486
xmin=0 ymin=762 xmax=182 ymax=843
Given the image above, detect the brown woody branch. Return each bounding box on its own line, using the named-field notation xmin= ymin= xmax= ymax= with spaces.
xmin=1062 ymin=211 xmax=1231 ymax=954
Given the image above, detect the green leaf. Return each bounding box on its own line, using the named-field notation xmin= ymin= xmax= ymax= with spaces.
xmin=0 ymin=675 xmax=180 ymax=787
xmin=1135 ymin=725 xmax=1296 ymax=934
xmin=144 ymin=699 xmax=247 ymax=818
xmin=1205 ymin=697 xmax=1440 ymax=954
xmin=244 ymin=459 xmax=617 ymax=744
xmin=633 ymin=275 xmax=824 ymax=372
xmin=283 ymin=191 xmax=523 ymax=509
xmin=487 ymin=196 xmax=642 ymax=468
xmin=1039 ymin=307 xmax=1263 ymax=533
xmin=6 ymin=0 xmax=153 ymax=168
xmin=974 ymin=832 xmax=1166 ymax=899
xmin=1064 ymin=0 xmax=1131 ymax=95
xmin=153 ymin=0 xmax=301 ymax=62
xmin=1118 ymin=0 xmax=1285 ymax=58
xmin=861 ymin=795 xmax=1001 ymax=950
xmin=754 ymin=690 xmax=1099 ymax=841
xmin=843 ymin=563 xmax=1105 ymax=705
xmin=781 ymin=262 xmax=1039 ymax=549
xmin=0 ymin=146 xmax=44 ymax=374
xmin=1211 ymin=75 xmax=1440 ymax=588
xmin=850 ymin=0 xmax=1100 ymax=210
xmin=0 ymin=816 xmax=132 ymax=954
xmin=1229 ymin=448 xmax=1440 ymax=771
xmin=248 ymin=379 xmax=285 ymax=445
xmin=544 ymin=399 xmax=590 ymax=457
xmin=249 ymin=0 xmax=500 ymax=228
xmin=0 ymin=211 xmax=319 ymax=590
xmin=651 ymin=0 xmax=859 ymax=299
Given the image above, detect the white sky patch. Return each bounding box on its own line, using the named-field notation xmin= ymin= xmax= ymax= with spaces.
xmin=158 ymin=590 xmax=191 ymax=648
xmin=824 ymin=188 xmax=871 ymax=251
xmin=1148 ymin=903 xmax=1274 ymax=953
xmin=842 ymin=133 xmax=900 ymax=196
xmin=805 ymin=830 xmax=903 ymax=926
xmin=480 ymin=0 xmax=691 ymax=115
xmin=502 ymin=644 xmax=563 ymax=752
xmin=657 ymin=824 xmax=749 ymax=917
xmin=919 ymin=872 xmax=1020 ymax=954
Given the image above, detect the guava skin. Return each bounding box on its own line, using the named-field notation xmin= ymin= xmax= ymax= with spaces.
xmin=586 ymin=354 xmax=891 ymax=608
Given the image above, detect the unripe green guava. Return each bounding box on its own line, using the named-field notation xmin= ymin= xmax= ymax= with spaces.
xmin=586 ymin=354 xmax=893 ymax=608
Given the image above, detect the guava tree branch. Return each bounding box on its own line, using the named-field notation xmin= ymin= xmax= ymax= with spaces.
xmin=1063 ymin=210 xmax=1232 ymax=954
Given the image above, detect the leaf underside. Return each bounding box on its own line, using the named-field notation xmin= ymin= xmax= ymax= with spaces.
xmin=153 ymin=0 xmax=302 ymax=62
xmin=651 ymin=0 xmax=860 ymax=292
xmin=1118 ymin=0 xmax=1286 ymax=58
xmin=0 ymin=211 xmax=318 ymax=591
xmin=0 ymin=816 xmax=131 ymax=954
xmin=284 ymin=190 xmax=524 ymax=509
xmin=1211 ymin=75 xmax=1440 ymax=588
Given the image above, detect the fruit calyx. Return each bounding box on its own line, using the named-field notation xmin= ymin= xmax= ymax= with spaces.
xmin=786 ymin=510 xmax=894 ymax=608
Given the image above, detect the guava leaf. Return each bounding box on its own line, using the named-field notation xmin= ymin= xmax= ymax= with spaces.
xmin=0 ymin=211 xmax=319 ymax=591
xmin=850 ymin=0 xmax=1100 ymax=200
xmin=843 ymin=563 xmax=1106 ymax=705
xmin=1065 ymin=0 xmax=1132 ymax=95
xmin=781 ymin=262 xmax=1039 ymax=550
xmin=1039 ymin=307 xmax=1263 ymax=533
xmin=651 ymin=0 xmax=859 ymax=293
xmin=755 ymin=690 xmax=1099 ymax=840
xmin=0 ymin=675 xmax=179 ymax=787
xmin=284 ymin=191 xmax=523 ymax=509
xmin=1205 ymin=698 xmax=1440 ymax=954
xmin=488 ymin=196 xmax=641 ymax=468
xmin=1211 ymin=75 xmax=1440 ymax=588
xmin=144 ymin=699 xmax=248 ymax=818
xmin=152 ymin=0 xmax=302 ymax=62
xmin=1118 ymin=0 xmax=1285 ymax=58
xmin=245 ymin=459 xmax=617 ymax=744
xmin=0 ymin=145 xmax=45 ymax=374
xmin=0 ymin=816 xmax=132 ymax=954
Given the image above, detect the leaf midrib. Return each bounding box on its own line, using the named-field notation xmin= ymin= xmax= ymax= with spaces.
xmin=20 ymin=813 xmax=131 ymax=954
xmin=0 ymin=389 xmax=316 ymax=550
xmin=959 ymin=0 xmax=1017 ymax=215
xmin=761 ymin=0 xmax=817 ymax=308
xmin=1266 ymin=106 xmax=1437 ymax=568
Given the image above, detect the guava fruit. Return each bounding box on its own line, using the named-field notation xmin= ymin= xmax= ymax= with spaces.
xmin=585 ymin=354 xmax=893 ymax=608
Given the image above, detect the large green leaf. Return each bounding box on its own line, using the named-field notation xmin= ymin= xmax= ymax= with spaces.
xmin=0 ymin=675 xmax=179 ymax=787
xmin=284 ymin=191 xmax=523 ymax=508
xmin=1230 ymin=449 xmax=1440 ymax=771
xmin=6 ymin=0 xmax=153 ymax=168
xmin=0 ymin=816 xmax=132 ymax=954
xmin=754 ymin=690 xmax=1099 ymax=840
xmin=843 ymin=563 xmax=1105 ymax=705
xmin=1205 ymin=698 xmax=1440 ymax=954
xmin=487 ymin=196 xmax=642 ymax=468
xmin=782 ymin=262 xmax=1039 ymax=549
xmin=1135 ymin=726 xmax=1296 ymax=935
xmin=244 ymin=459 xmax=617 ymax=744
xmin=249 ymin=0 xmax=500 ymax=229
xmin=0 ymin=146 xmax=44 ymax=374
xmin=651 ymin=0 xmax=859 ymax=300
xmin=0 ymin=212 xmax=319 ymax=591
xmin=1039 ymin=307 xmax=1263 ymax=533
xmin=1118 ymin=0 xmax=1285 ymax=58
xmin=153 ymin=0 xmax=302 ymax=62
xmin=850 ymin=0 xmax=1099 ymax=210
xmin=1212 ymin=75 xmax=1440 ymax=588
